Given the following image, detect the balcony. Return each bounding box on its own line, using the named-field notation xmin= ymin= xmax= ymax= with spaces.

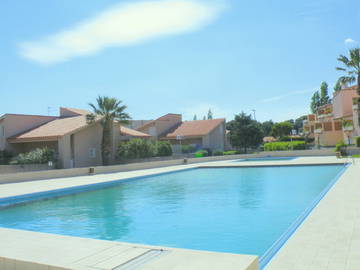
xmin=343 ymin=125 xmax=354 ymax=131
xmin=317 ymin=113 xmax=333 ymax=119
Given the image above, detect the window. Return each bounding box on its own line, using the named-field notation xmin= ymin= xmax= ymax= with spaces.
xmin=0 ymin=125 xmax=4 ymax=137
xmin=89 ymin=148 xmax=96 ymax=158
xmin=323 ymin=122 xmax=332 ymax=132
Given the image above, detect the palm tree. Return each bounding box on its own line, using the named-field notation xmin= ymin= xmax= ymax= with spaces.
xmin=336 ymin=47 xmax=360 ymax=122
xmin=87 ymin=96 xmax=130 ymax=165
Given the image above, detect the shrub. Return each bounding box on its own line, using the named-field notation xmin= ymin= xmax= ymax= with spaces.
xmin=334 ymin=140 xmax=347 ymax=153
xmin=117 ymin=139 xmax=156 ymax=160
xmin=156 ymin=141 xmax=173 ymax=157
xmin=181 ymin=144 xmax=196 ymax=154
xmin=12 ymin=147 xmax=57 ymax=165
xmin=263 ymin=141 xmax=306 ymax=151
xmin=117 ymin=139 xmax=173 ymax=160
xmin=213 ymin=150 xmax=224 ymax=156
xmin=223 ymin=150 xmax=237 ymax=155
xmin=0 ymin=150 xmax=13 ymax=165
xmin=356 ymin=136 xmax=360 ymax=148
xmin=194 ymin=149 xmax=209 ymax=158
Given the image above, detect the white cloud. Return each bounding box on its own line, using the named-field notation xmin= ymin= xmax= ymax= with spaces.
xmin=18 ymin=0 xmax=225 ymax=64
xmin=345 ymin=38 xmax=356 ymax=44
xmin=260 ymin=89 xmax=314 ymax=103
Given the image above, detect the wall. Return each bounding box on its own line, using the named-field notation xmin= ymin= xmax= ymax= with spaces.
xmin=73 ymin=122 xmax=103 ymax=168
xmin=0 ymin=164 xmax=51 ymax=174
xmin=1 ymin=114 xmax=56 ymax=151
xmin=58 ymin=134 xmax=71 ymax=169
xmin=202 ymin=122 xmax=225 ymax=151
xmin=317 ymin=130 xmax=343 ymax=146
xmin=0 ymin=149 xmax=336 ymax=184
xmin=333 ymin=88 xmax=358 ymax=119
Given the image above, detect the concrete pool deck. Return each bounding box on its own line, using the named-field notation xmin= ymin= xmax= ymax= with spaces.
xmin=0 ymin=156 xmax=357 ymax=270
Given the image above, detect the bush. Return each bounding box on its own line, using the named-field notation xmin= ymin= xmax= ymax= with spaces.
xmin=117 ymin=139 xmax=156 ymax=160
xmin=117 ymin=139 xmax=173 ymax=160
xmin=213 ymin=150 xmax=224 ymax=156
xmin=335 ymin=140 xmax=347 ymax=153
xmin=0 ymin=150 xmax=13 ymax=165
xmin=263 ymin=141 xmax=306 ymax=151
xmin=156 ymin=141 xmax=173 ymax=157
xmin=181 ymin=144 xmax=196 ymax=154
xmin=194 ymin=149 xmax=209 ymax=158
xmin=356 ymin=136 xmax=360 ymax=148
xmin=12 ymin=147 xmax=57 ymax=165
xmin=223 ymin=150 xmax=237 ymax=155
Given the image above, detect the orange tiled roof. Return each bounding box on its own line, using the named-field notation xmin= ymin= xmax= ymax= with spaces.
xmin=120 ymin=126 xmax=151 ymax=138
xmin=62 ymin=107 xmax=92 ymax=116
xmin=164 ymin=119 xmax=225 ymax=139
xmin=137 ymin=113 xmax=181 ymax=131
xmin=8 ymin=115 xmax=100 ymax=143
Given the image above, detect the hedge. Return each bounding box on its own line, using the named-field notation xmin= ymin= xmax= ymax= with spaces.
xmin=11 ymin=147 xmax=57 ymax=165
xmin=117 ymin=139 xmax=172 ymax=160
xmin=263 ymin=141 xmax=306 ymax=151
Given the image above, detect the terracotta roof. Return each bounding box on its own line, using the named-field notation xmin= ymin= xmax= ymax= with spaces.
xmin=8 ymin=115 xmax=100 ymax=143
xmin=61 ymin=107 xmax=92 ymax=116
xmin=164 ymin=119 xmax=225 ymax=139
xmin=137 ymin=113 xmax=181 ymax=131
xmin=120 ymin=126 xmax=151 ymax=138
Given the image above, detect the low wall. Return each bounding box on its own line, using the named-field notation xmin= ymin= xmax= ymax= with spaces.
xmin=0 ymin=164 xmax=52 ymax=174
xmin=0 ymin=149 xmax=336 ymax=184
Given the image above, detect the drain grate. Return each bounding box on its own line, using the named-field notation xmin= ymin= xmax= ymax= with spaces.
xmin=113 ymin=249 xmax=170 ymax=270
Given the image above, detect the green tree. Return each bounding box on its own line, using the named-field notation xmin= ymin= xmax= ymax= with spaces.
xmin=193 ymin=114 xmax=197 ymax=120
xmin=87 ymin=96 xmax=131 ymax=165
xmin=310 ymin=91 xmax=321 ymax=113
xmin=320 ymin=81 xmax=330 ymax=105
xmin=336 ymin=47 xmax=360 ymax=122
xmin=271 ymin=121 xmax=293 ymax=138
xmin=261 ymin=120 xmax=274 ymax=137
xmin=226 ymin=112 xmax=263 ymax=153
xmin=207 ymin=109 xmax=213 ymax=119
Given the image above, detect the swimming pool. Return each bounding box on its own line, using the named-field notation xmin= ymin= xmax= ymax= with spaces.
xmin=0 ymin=165 xmax=345 ymax=267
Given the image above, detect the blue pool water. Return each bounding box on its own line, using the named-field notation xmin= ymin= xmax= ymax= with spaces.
xmin=0 ymin=165 xmax=344 ymax=259
xmin=236 ymin=157 xmax=297 ymax=162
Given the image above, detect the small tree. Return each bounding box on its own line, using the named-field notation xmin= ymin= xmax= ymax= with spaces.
xmin=193 ymin=115 xmax=197 ymax=120
xmin=310 ymin=91 xmax=321 ymax=113
xmin=261 ymin=120 xmax=274 ymax=137
xmin=227 ymin=113 xmax=263 ymax=153
xmin=207 ymin=109 xmax=213 ymax=119
xmin=320 ymin=81 xmax=330 ymax=105
xmin=271 ymin=121 xmax=293 ymax=138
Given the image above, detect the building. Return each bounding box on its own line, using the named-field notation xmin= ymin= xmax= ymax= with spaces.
xmin=303 ymin=86 xmax=360 ymax=146
xmin=163 ymin=118 xmax=226 ymax=152
xmin=0 ymin=108 xmax=151 ymax=168
xmin=136 ymin=113 xmax=226 ymax=152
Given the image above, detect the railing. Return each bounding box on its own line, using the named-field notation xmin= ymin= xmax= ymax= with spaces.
xmin=314 ymin=128 xmax=323 ymax=134
xmin=343 ymin=125 xmax=354 ymax=131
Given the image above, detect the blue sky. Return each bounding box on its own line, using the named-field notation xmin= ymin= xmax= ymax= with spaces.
xmin=1 ymin=0 xmax=359 ymax=122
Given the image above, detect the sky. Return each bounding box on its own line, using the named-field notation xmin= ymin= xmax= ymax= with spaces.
xmin=1 ymin=0 xmax=360 ymax=122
